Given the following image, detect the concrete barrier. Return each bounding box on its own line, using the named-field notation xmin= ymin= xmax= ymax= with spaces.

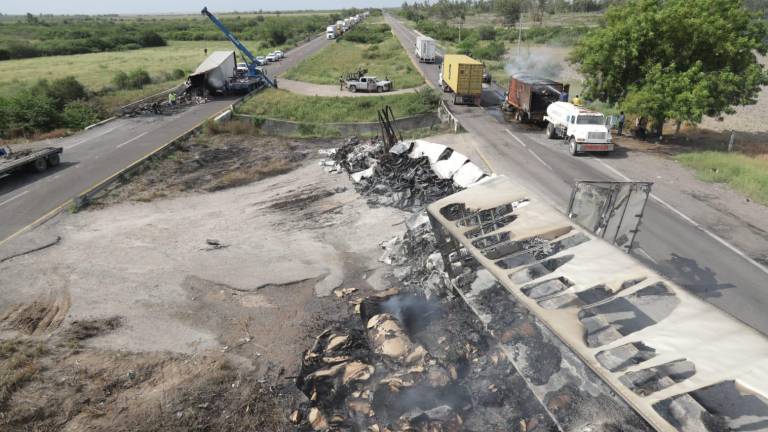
xmin=438 ymin=100 xmax=464 ymax=133
xmin=232 ymin=112 xmax=443 ymax=137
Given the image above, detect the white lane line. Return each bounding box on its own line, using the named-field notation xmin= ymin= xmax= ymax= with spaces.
xmin=635 ymin=247 xmax=659 ymax=265
xmin=504 ymin=129 xmax=527 ymax=147
xmin=0 ymin=190 xmax=29 ymax=208
xmin=590 ymin=156 xmax=768 ymax=277
xmin=116 ymin=131 xmax=149 ymax=149
xmin=65 ymin=123 xmax=123 ymax=150
xmin=528 ymin=149 xmax=553 ymax=171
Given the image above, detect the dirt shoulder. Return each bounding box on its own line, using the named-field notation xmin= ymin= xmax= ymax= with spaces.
xmin=0 ymin=131 xmax=409 ymax=430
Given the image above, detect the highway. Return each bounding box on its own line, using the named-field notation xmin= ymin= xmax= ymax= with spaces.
xmin=0 ymin=35 xmax=331 ymax=245
xmin=386 ymin=14 xmax=768 ymax=335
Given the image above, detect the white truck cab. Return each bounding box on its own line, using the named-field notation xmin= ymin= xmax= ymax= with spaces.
xmin=544 ymin=102 xmax=613 ymax=155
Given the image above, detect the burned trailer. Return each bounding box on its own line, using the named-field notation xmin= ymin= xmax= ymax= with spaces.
xmin=502 ymin=74 xmax=565 ymax=124
xmin=187 ymin=50 xmax=268 ymax=96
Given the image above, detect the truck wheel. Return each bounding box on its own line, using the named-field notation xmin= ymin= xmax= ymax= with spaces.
xmin=546 ymin=123 xmax=556 ymax=139
xmin=47 ymin=153 xmax=60 ymax=167
xmin=377 ymin=86 xmax=383 ymax=93
xmin=349 ymin=86 xmax=356 ymax=93
xmin=32 ymin=157 xmax=48 ymax=173
xmin=568 ymin=137 xmax=579 ymax=156
xmin=515 ymin=111 xmax=524 ymax=123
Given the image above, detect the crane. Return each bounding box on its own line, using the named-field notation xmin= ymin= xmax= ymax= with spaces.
xmin=201 ymin=6 xmax=275 ymax=89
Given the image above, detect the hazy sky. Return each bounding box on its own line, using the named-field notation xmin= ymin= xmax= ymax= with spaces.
xmin=1 ymin=1 xmax=403 ymax=15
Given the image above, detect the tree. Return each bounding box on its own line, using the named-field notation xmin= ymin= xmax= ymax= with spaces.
xmin=494 ymin=0 xmax=523 ymax=25
xmin=571 ymin=0 xmax=768 ymax=133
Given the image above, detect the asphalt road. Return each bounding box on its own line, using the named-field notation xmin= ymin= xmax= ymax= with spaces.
xmin=386 ymin=14 xmax=768 ymax=335
xmin=0 ymin=35 xmax=331 ymax=245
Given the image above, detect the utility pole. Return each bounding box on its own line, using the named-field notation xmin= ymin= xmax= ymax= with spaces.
xmin=517 ymin=18 xmax=522 ymax=56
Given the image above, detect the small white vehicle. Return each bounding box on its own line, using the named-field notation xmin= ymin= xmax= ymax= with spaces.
xmin=273 ymin=50 xmax=284 ymax=60
xmin=343 ymin=75 xmax=392 ymax=93
xmin=544 ymin=102 xmax=613 ymax=155
xmin=254 ymin=56 xmax=266 ymax=66
xmin=266 ymin=53 xmax=278 ymax=62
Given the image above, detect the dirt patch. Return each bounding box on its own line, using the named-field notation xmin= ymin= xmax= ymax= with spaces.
xmin=0 ymin=320 xmax=300 ymax=431
xmin=0 ymin=290 xmax=70 ymax=335
xmin=92 ymin=130 xmax=334 ymax=206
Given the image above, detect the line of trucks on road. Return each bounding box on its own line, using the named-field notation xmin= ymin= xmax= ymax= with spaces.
xmin=326 ymin=12 xmax=369 ymax=40
xmin=422 ymin=39 xmax=612 ymax=155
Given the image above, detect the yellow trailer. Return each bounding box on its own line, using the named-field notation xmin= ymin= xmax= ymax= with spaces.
xmin=439 ymin=54 xmax=484 ymax=105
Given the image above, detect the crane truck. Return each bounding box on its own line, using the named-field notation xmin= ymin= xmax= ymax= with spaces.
xmin=201 ymin=7 xmax=275 ymax=93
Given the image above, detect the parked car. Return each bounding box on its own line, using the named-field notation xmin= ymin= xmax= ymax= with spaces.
xmin=266 ymin=53 xmax=278 ymax=62
xmin=274 ymin=50 xmax=284 ymax=59
xmin=254 ymin=56 xmax=267 ymax=66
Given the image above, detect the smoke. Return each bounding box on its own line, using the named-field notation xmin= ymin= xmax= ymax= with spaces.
xmin=505 ymin=51 xmax=564 ymax=80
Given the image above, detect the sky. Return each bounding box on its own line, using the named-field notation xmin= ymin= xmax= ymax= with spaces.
xmin=0 ymin=1 xmax=404 ymax=15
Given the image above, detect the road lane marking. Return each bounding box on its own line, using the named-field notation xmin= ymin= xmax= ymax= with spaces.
xmin=0 ymin=190 xmax=29 ymax=208
xmin=590 ymin=155 xmax=768 ymax=277
xmin=116 ymin=131 xmax=149 ymax=149
xmin=505 ymin=129 xmax=527 ymax=147
xmin=65 ymin=123 xmax=122 ymax=150
xmin=527 ymin=149 xmax=553 ymax=171
xmin=635 ymin=247 xmax=659 ymax=265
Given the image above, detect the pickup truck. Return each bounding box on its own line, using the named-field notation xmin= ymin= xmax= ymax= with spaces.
xmin=0 ymin=146 xmax=63 ymax=178
xmin=544 ymin=102 xmax=613 ymax=155
xmin=342 ymin=76 xmax=392 ymax=93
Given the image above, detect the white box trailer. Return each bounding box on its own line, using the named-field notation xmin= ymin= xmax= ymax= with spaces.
xmin=189 ymin=51 xmax=236 ymax=92
xmin=415 ymin=36 xmax=436 ymax=63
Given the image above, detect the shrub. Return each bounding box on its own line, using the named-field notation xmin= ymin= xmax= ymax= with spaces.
xmin=342 ymin=23 xmax=390 ymax=44
xmin=48 ymin=77 xmax=88 ymax=110
xmin=477 ymin=25 xmax=497 ymax=41
xmin=473 ymin=40 xmax=506 ymax=61
xmin=138 ymin=31 xmax=166 ymax=47
xmin=61 ymin=100 xmax=101 ymax=129
xmin=6 ymin=90 xmax=60 ymax=133
xmin=113 ymin=69 xmax=152 ymax=90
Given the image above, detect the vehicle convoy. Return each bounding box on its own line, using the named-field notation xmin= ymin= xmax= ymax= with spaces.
xmin=0 ymin=146 xmax=62 ymax=178
xmin=544 ymin=102 xmax=613 ymax=155
xmin=200 ymin=6 xmax=274 ymax=93
xmin=502 ymin=74 xmax=566 ymax=123
xmin=439 ymin=54 xmax=484 ymax=105
xmin=415 ymin=36 xmax=436 ymax=63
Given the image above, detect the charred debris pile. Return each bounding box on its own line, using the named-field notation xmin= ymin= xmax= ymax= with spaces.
xmin=323 ymin=136 xmax=487 ymax=212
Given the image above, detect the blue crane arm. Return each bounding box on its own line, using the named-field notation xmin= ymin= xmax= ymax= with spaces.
xmin=201 ymin=7 xmax=257 ymax=64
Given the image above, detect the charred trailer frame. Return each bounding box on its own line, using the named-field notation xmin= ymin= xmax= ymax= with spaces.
xmin=502 ymin=74 xmax=565 ymax=124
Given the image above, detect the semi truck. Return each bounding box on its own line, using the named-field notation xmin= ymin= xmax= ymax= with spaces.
xmin=415 ymin=36 xmax=436 ymax=63
xmin=544 ymin=102 xmax=613 ymax=156
xmin=0 ymin=146 xmax=62 ymax=178
xmin=439 ymin=54 xmax=484 ymax=106
xmin=326 ymin=25 xmax=337 ymax=39
xmin=502 ymin=74 xmax=565 ymax=123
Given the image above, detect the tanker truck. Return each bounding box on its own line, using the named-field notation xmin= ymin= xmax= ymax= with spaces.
xmin=544 ymin=102 xmax=613 ymax=156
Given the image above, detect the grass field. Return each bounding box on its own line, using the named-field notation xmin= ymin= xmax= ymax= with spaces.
xmin=676 ymin=151 xmax=768 ymax=205
xmin=237 ymin=88 xmax=438 ymax=123
xmin=283 ymin=26 xmax=424 ymax=89
xmin=0 ymin=39 xmax=291 ymax=109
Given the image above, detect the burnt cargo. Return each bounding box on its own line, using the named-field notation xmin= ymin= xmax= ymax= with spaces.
xmin=502 ymin=74 xmax=565 ymax=123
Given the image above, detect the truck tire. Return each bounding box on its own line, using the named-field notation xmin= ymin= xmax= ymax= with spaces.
xmin=349 ymin=85 xmax=357 ymax=93
xmin=568 ymin=137 xmax=579 ymax=156
xmin=32 ymin=157 xmax=48 ymax=173
xmin=47 ymin=153 xmax=60 ymax=167
xmin=377 ymin=86 xmax=384 ymax=93
xmin=546 ymin=123 xmax=556 ymax=139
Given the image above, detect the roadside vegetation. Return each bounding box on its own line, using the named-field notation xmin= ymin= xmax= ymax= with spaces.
xmin=237 ymin=88 xmax=440 ymax=123
xmin=283 ymin=22 xmax=424 ymax=89
xmin=676 ymin=152 xmax=768 ymax=205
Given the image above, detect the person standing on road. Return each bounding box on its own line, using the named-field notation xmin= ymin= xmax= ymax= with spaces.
xmin=560 ymin=89 xmax=569 ymax=102
xmin=618 ymin=111 xmax=625 ymax=136
xmin=168 ymin=92 xmax=177 ymax=106
xmin=572 ymin=95 xmax=582 ymax=106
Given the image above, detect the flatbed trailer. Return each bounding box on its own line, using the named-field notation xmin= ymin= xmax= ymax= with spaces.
xmin=0 ymin=146 xmax=63 ymax=177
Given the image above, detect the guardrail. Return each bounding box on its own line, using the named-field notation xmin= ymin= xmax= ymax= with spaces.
xmin=438 ymin=99 xmax=464 ymax=133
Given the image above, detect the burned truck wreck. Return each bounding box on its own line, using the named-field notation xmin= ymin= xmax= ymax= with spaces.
xmin=294 ymin=131 xmax=768 ymax=431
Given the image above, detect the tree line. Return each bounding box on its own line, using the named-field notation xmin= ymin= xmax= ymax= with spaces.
xmin=0 ymin=13 xmax=332 ymax=61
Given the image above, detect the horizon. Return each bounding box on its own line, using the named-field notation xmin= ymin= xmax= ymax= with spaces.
xmin=0 ymin=1 xmax=402 ymax=15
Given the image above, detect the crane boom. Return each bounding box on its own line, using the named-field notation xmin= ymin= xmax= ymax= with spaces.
xmin=201 ymin=6 xmax=274 ymax=87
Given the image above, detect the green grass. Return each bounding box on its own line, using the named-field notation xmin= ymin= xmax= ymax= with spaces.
xmin=0 ymin=40 xmax=287 ymax=109
xmin=283 ymin=25 xmax=424 ymax=89
xmin=676 ymin=151 xmax=768 ymax=205
xmin=238 ymin=88 xmax=438 ymax=123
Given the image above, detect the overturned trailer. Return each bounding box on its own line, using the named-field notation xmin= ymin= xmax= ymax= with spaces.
xmin=425 ymin=175 xmax=768 ymax=432
xmin=188 ymin=50 xmax=268 ymax=95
